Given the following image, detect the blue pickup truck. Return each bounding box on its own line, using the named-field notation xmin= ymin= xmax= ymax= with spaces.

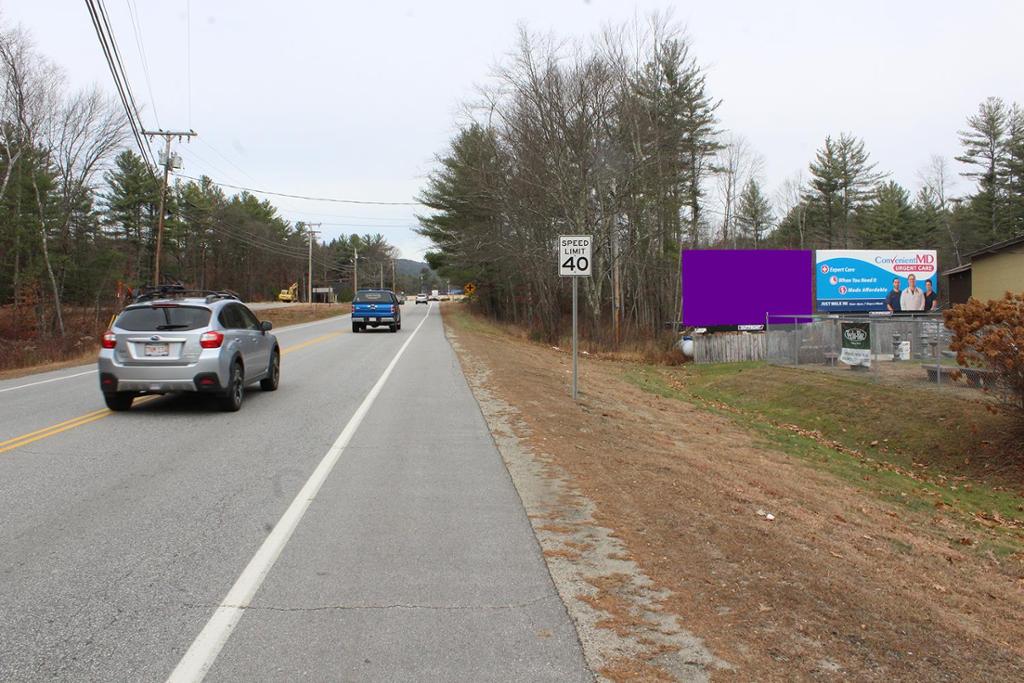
xmin=351 ymin=289 xmax=402 ymax=333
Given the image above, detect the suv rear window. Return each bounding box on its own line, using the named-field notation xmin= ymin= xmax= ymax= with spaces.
xmin=354 ymin=291 xmax=389 ymax=303
xmin=116 ymin=306 xmax=211 ymax=331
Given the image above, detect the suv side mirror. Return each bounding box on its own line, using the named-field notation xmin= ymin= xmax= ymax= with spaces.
xmin=260 ymin=320 xmax=273 ymax=333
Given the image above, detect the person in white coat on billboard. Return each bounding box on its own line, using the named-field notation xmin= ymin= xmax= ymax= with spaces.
xmin=899 ymin=274 xmax=926 ymax=311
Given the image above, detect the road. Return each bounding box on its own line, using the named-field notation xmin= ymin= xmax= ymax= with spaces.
xmin=0 ymin=304 xmax=590 ymax=681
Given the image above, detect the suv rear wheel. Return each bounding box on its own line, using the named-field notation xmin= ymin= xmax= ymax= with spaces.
xmin=260 ymin=349 xmax=280 ymax=391
xmin=220 ymin=361 xmax=244 ymax=412
xmin=103 ymin=392 xmax=136 ymax=411
xmin=351 ymin=321 xmax=360 ymax=333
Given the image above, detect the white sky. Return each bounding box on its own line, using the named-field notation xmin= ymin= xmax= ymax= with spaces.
xmin=5 ymin=0 xmax=1022 ymax=258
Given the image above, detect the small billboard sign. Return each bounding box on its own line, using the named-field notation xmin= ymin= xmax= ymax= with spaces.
xmin=840 ymin=322 xmax=871 ymax=367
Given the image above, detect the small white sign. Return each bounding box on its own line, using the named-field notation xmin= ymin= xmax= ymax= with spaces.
xmin=559 ymin=235 xmax=592 ymax=277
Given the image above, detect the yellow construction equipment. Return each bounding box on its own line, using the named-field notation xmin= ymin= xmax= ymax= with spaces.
xmin=277 ymin=282 xmax=299 ymax=302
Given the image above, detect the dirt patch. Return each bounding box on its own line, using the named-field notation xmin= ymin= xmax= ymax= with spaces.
xmin=444 ymin=306 xmax=1024 ymax=682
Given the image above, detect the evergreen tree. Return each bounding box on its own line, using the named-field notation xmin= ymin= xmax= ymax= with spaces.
xmin=735 ymin=178 xmax=773 ymax=246
xmin=1001 ymin=104 xmax=1024 ymax=235
xmin=101 ymin=150 xmax=158 ymax=283
xmin=956 ymin=97 xmax=1009 ymax=243
xmin=804 ymin=133 xmax=882 ymax=247
xmin=862 ymin=181 xmax=916 ymax=248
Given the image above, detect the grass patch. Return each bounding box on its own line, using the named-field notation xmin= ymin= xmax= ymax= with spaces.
xmin=257 ymin=303 xmax=351 ymax=329
xmin=625 ymin=363 xmax=1024 ymax=549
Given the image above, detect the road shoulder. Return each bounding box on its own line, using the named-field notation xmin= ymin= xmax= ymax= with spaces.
xmin=445 ymin=310 xmax=724 ymax=682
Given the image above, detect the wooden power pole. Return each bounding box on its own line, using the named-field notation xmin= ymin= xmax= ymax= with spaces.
xmin=305 ymin=223 xmax=321 ymax=306
xmin=144 ymin=129 xmax=197 ymax=285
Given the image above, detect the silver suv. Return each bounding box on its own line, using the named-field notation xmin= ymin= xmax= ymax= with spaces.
xmin=97 ymin=290 xmax=280 ymax=412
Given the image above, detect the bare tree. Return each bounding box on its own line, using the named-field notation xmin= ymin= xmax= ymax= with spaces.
xmin=1 ymin=25 xmax=124 ymax=336
xmin=918 ymin=154 xmax=962 ymax=265
xmin=774 ymin=170 xmax=807 ymax=248
xmin=714 ymin=134 xmax=763 ymax=246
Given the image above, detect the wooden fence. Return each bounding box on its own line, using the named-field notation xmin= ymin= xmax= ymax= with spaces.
xmin=692 ymin=317 xmax=948 ymax=365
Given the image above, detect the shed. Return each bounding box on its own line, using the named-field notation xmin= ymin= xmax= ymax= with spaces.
xmin=941 ymin=234 xmax=1024 ymax=304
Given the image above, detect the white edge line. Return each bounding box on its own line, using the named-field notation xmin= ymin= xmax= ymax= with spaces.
xmin=166 ymin=303 xmax=431 ymax=682
xmin=0 ymin=369 xmax=98 ymax=394
xmin=0 ymin=314 xmax=351 ymax=394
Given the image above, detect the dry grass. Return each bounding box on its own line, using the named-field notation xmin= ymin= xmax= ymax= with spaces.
xmin=445 ymin=304 xmax=1024 ymax=682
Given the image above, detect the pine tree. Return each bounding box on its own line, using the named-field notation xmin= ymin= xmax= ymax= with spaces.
xmin=101 ymin=150 xmax=158 ymax=283
xmin=735 ymin=178 xmax=773 ymax=246
xmin=956 ymin=97 xmax=1009 ymax=244
xmin=862 ymin=181 xmax=916 ymax=248
xmin=805 ymin=133 xmax=882 ymax=248
xmin=1001 ymin=104 xmax=1024 ymax=235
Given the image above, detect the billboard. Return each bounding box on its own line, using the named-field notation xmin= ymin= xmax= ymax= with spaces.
xmin=816 ymin=250 xmax=938 ymax=313
xmin=682 ymin=250 xmax=813 ymax=328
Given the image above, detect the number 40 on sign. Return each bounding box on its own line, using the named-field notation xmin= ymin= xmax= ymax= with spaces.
xmin=559 ymin=235 xmax=592 ymax=277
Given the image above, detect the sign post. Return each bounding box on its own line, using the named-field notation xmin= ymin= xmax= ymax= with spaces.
xmin=559 ymin=235 xmax=592 ymax=400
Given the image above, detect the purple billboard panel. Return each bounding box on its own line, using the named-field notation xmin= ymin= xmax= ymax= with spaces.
xmin=682 ymin=250 xmax=813 ymax=327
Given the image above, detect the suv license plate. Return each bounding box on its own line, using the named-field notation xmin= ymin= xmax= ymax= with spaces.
xmin=144 ymin=343 xmax=169 ymax=357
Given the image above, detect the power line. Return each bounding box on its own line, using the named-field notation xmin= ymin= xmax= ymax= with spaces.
xmin=197 ymin=138 xmax=262 ymax=185
xmin=96 ymin=0 xmax=153 ymax=160
xmin=124 ymin=0 xmax=159 ymax=128
xmin=171 ymin=172 xmax=424 ymax=206
xmin=83 ymin=0 xmax=157 ymax=173
xmin=185 ymin=0 xmax=192 ymax=127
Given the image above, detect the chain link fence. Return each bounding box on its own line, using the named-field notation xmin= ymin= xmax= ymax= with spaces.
xmin=764 ymin=313 xmax=962 ymax=385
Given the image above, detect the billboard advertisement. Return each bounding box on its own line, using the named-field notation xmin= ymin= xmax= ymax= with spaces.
xmin=816 ymin=250 xmax=938 ymax=313
xmin=682 ymin=250 xmax=813 ymax=328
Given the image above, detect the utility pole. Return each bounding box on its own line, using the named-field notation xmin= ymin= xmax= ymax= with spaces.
xmin=379 ymin=263 xmax=384 ymax=289
xmin=305 ymin=223 xmax=321 ymax=307
xmin=353 ymin=247 xmax=359 ymax=296
xmin=391 ymin=259 xmax=396 ymax=291
xmin=143 ymin=129 xmax=197 ymax=285
xmin=611 ymin=229 xmax=621 ymax=345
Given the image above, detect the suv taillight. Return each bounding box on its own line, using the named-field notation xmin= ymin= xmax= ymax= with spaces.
xmin=200 ymin=330 xmax=224 ymax=348
xmin=101 ymin=331 xmax=117 ymax=349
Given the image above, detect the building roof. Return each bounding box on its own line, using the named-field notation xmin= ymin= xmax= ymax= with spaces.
xmin=964 ymin=233 xmax=1024 ymax=260
xmin=942 ymin=262 xmax=972 ymax=277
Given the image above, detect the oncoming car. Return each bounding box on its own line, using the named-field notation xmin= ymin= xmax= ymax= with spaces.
xmin=97 ymin=289 xmax=279 ymax=412
xmin=415 ymin=293 xmax=428 ymax=305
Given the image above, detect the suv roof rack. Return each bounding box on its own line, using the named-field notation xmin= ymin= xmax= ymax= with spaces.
xmin=132 ymin=285 xmax=240 ymax=304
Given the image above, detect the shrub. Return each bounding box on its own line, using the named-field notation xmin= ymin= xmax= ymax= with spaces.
xmin=944 ymin=293 xmax=1024 ymax=410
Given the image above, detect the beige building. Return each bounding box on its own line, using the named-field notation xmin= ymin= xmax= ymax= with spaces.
xmin=944 ymin=234 xmax=1024 ymax=305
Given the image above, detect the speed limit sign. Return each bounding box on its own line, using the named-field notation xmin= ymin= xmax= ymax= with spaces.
xmin=558 ymin=235 xmax=592 ymax=277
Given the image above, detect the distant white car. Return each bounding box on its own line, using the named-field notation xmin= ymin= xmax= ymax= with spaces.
xmin=415 ymin=293 xmax=429 ymax=305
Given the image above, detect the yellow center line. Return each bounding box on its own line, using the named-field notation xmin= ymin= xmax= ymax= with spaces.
xmin=0 ymin=408 xmax=110 ymax=449
xmin=0 ymin=332 xmax=342 ymax=455
xmin=280 ymin=331 xmax=343 ymax=356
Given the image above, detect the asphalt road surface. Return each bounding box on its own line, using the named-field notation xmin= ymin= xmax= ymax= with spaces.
xmin=0 ymin=304 xmax=590 ymax=682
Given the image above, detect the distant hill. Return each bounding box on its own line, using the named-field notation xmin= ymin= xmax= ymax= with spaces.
xmin=395 ymin=258 xmax=434 ymax=278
